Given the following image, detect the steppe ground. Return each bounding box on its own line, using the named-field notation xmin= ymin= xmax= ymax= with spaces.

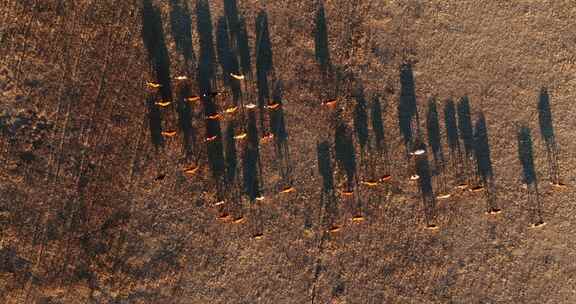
xmin=1 ymin=1 xmax=576 ymax=303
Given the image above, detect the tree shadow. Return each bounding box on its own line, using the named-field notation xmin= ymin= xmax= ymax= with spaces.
xmin=146 ymin=95 xmax=164 ymax=149
xmin=169 ymin=0 xmax=195 ymax=68
xmin=314 ymin=1 xmax=331 ymax=75
xmin=142 ymin=0 xmax=172 ymax=101
xmin=398 ymin=63 xmax=418 ymax=154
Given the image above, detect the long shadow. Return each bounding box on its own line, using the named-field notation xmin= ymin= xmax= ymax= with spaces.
xmin=415 ymin=153 xmax=436 ymax=227
xmin=246 ymin=109 xmax=260 ymax=155
xmin=443 ymin=99 xmax=462 ymax=181
xmin=426 ymin=97 xmax=444 ymax=167
xmin=146 ymin=95 xmax=164 ymax=149
xmin=371 ymin=95 xmax=386 ymax=152
xmin=371 ymin=95 xmax=390 ymax=178
xmin=255 ymin=10 xmax=274 ymax=135
xmin=537 ymin=87 xmax=560 ymax=184
xmin=457 ymin=96 xmax=474 ymax=183
xmin=243 ymin=111 xmax=261 ymax=201
xmin=269 ymin=80 xmax=292 ymax=191
xmin=398 ymin=63 xmax=418 ymax=154
xmin=334 ymin=121 xmax=356 ymax=192
xmin=202 ymin=94 xmax=225 ymax=180
xmin=217 ymin=17 xmax=232 ymax=82
xmin=224 ymin=0 xmax=240 ymax=41
xmin=353 ymin=86 xmax=369 ymax=151
xmin=318 ymin=141 xmax=335 ymax=194
xmin=457 ymin=97 xmax=474 ymax=157
xmin=427 ymin=97 xmax=447 ymax=195
xmin=225 ymin=121 xmax=238 ymax=185
xmin=474 ymin=113 xmax=493 ymax=182
xmin=517 ymin=125 xmax=544 ymax=225
xmin=203 ymin=95 xmax=225 ymax=181
xmin=237 ymin=16 xmax=252 ymax=78
xmin=314 ymin=1 xmax=331 ymax=75
xmin=270 ymin=80 xmax=288 ymax=154
xmin=317 ymin=141 xmax=338 ymax=228
xmin=169 ymin=0 xmax=196 ymax=68
xmin=216 ymin=16 xmax=241 ymax=106
xmin=255 ymin=10 xmax=273 ymax=75
xmin=142 ymin=0 xmax=172 ymax=101
xmin=206 ymin=133 xmax=225 ymax=182
xmin=176 ymin=83 xmax=195 ymax=158
xmin=246 ymin=109 xmax=263 ymax=193
xmin=196 ymin=0 xmax=216 ymax=94
xmin=517 ymin=126 xmax=537 ymax=186
xmin=353 ymin=85 xmax=369 ymax=181
xmin=196 ymin=0 xmax=225 ymax=181
xmin=538 ymin=88 xmax=555 ymax=147
xmin=256 ymin=69 xmax=270 ymax=133
xmin=474 ymin=113 xmax=499 ymax=212
xmin=443 ymin=99 xmax=460 ymax=154
xmin=224 ymin=120 xmax=240 ymax=218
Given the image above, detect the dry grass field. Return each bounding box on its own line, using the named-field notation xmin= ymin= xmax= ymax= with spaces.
xmin=1 ymin=1 xmax=576 ymax=303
